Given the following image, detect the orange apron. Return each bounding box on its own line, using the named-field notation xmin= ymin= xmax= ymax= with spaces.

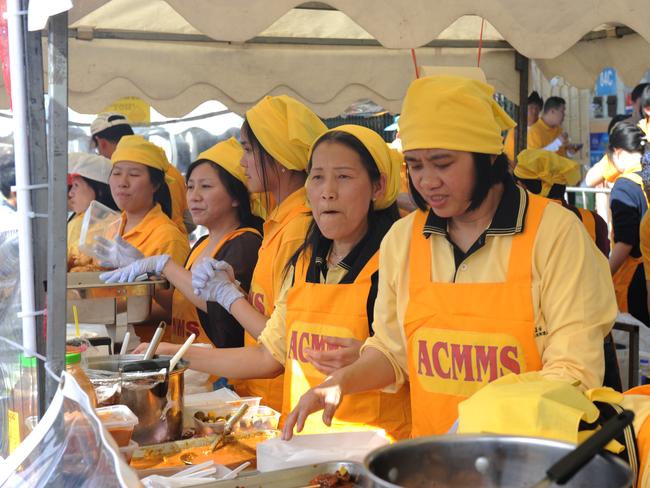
xmin=238 ymin=203 xmax=308 ymax=410
xmin=170 ymin=227 xmax=261 ymax=344
xmin=576 ymin=207 xmax=596 ymax=242
xmin=282 ymin=252 xmax=411 ymax=440
xmin=404 ymin=194 xmax=548 ymax=437
xmin=612 ymin=173 xmax=647 ymax=313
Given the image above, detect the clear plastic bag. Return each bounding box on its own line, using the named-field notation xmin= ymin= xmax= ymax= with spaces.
xmin=0 ymin=371 xmax=142 ymax=487
xmin=78 ymin=200 xmax=122 ymax=260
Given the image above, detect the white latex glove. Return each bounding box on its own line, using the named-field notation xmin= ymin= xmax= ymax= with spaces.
xmin=191 ymin=259 xmax=243 ymax=312
xmin=99 ymin=255 xmax=171 ymax=283
xmin=92 ymin=235 xmax=144 ymax=268
xmin=543 ymin=136 xmax=564 ymax=152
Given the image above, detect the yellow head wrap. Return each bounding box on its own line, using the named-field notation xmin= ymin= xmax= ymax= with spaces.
xmin=308 ymin=124 xmax=402 ymax=210
xmin=400 ymin=75 xmax=516 ymax=154
xmin=515 ymin=149 xmax=581 ymax=197
xmin=196 ymin=138 xmax=246 ymax=184
xmin=246 ymin=95 xmax=327 ymax=172
xmin=111 ymin=135 xmax=175 ymax=185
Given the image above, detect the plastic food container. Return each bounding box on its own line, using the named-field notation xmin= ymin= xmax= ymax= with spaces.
xmin=183 ymin=393 xmax=261 ymax=429
xmin=193 ymin=405 xmax=280 ymax=436
xmin=96 ymin=404 xmax=139 ymax=447
xmin=78 ymin=200 xmax=122 ymax=259
xmin=118 ymin=439 xmax=138 ymax=464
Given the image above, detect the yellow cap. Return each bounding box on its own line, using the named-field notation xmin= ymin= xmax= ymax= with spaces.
xmin=111 ymin=135 xmax=177 ymax=188
xmin=400 ymin=75 xmax=516 ymax=154
xmin=515 ymin=149 xmax=581 ymax=197
xmin=197 ymin=138 xmax=246 ymax=184
xmin=458 ymin=372 xmax=600 ymax=445
xmin=246 ymin=95 xmax=327 ymax=172
xmin=309 ymin=124 xmax=402 ymax=210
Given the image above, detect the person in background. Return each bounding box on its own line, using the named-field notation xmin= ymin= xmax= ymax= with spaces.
xmin=639 ymin=152 xmax=650 ymax=319
xmin=0 ymin=151 xmax=18 ymax=233
xmin=133 ymin=125 xmax=412 ymax=439
xmin=100 ymin=139 xmax=263 ymax=388
xmin=608 ymin=122 xmax=649 ymax=326
xmin=527 ymin=96 xmax=582 ymax=157
xmin=281 ymin=75 xmax=616 ymax=440
xmin=504 ymin=91 xmax=544 ymax=164
xmin=90 ymin=112 xmax=193 ymax=234
xmin=585 ymin=114 xmax=630 ymax=188
xmin=66 ymin=153 xmax=117 ymax=271
xmin=638 ymin=85 xmax=650 ymax=138
xmin=515 ymin=149 xmax=609 ymax=255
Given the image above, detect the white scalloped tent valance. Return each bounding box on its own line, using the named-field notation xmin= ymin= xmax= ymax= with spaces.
xmin=18 ymin=0 xmax=650 ymax=116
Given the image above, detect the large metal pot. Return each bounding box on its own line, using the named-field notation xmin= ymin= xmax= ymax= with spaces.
xmin=85 ymin=354 xmax=188 ymax=446
xmin=364 ymin=435 xmax=633 ymax=487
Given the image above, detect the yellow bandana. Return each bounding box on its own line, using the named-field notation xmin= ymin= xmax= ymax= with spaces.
xmin=400 ymin=75 xmax=516 ymax=155
xmin=515 ymin=149 xmax=581 ymax=197
xmin=309 ymin=124 xmax=402 ymax=210
xmin=246 ymin=95 xmax=327 ymax=172
xmin=111 ymin=135 xmax=175 ymax=185
xmin=197 ymin=137 xmax=246 ymax=184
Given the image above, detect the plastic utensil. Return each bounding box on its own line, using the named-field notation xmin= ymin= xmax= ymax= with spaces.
xmin=209 ymin=403 xmax=250 ymax=452
xmin=119 ymin=332 xmax=130 ymax=356
xmin=217 ymin=461 xmax=250 ymax=480
xmin=529 ymin=410 xmax=634 ymax=488
xmin=72 ymin=305 xmax=80 ymax=337
xmin=143 ymin=321 xmax=166 ymax=360
xmin=169 ymin=333 xmax=195 ymax=372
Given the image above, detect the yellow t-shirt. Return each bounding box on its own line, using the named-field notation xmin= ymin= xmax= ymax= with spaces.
xmin=67 ymin=212 xmax=84 ymax=260
xmin=362 ymin=189 xmax=616 ymax=393
xmin=641 ymin=212 xmax=650 ymax=281
xmin=527 ymin=118 xmax=567 ymax=156
xmin=119 ymin=203 xmax=189 ymax=265
xmin=166 ymin=164 xmax=189 ymax=234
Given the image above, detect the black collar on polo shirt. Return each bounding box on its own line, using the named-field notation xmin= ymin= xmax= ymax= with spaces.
xmin=422 ymin=177 xmax=529 ymax=239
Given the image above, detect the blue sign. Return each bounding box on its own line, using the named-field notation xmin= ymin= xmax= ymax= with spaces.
xmin=595 ymin=68 xmax=617 ymax=97
xmin=590 ymin=132 xmax=608 ymax=166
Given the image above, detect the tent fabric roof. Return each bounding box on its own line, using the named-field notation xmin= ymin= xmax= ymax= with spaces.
xmin=22 ymin=0 xmax=650 ymax=116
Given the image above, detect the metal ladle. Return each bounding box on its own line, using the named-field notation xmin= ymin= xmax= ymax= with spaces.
xmin=180 ymin=403 xmax=250 ymax=465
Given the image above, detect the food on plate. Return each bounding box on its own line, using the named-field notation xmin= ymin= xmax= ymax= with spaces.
xmin=309 ymin=467 xmax=355 ymax=488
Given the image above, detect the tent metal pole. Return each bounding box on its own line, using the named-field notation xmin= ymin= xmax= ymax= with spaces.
xmin=515 ymin=52 xmax=529 ymax=156
xmin=45 ymin=10 xmax=69 ymax=406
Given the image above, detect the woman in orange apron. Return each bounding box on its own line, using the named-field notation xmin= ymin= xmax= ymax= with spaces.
xmin=282 ymin=75 xmax=618 ymax=440
xmin=134 ymin=124 xmax=411 ymax=439
xmin=608 ymin=122 xmax=649 ymax=326
xmin=101 ymin=139 xmax=262 ymax=375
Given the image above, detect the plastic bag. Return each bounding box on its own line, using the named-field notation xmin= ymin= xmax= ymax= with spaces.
xmin=0 ymin=371 xmax=142 ymax=487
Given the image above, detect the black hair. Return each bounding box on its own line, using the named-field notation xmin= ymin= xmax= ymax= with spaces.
xmin=0 ymin=155 xmax=15 ymax=200
xmin=240 ymin=118 xmax=279 ymax=212
xmin=640 ymin=85 xmax=650 ymax=114
xmin=409 ymin=153 xmax=512 ymax=212
xmin=607 ymin=121 xmax=645 ymax=155
xmin=543 ymin=96 xmax=566 ymax=114
xmin=632 ymin=83 xmax=650 ymax=103
xmin=516 ymin=178 xmax=566 ymax=200
xmin=185 ymin=159 xmax=264 ymax=233
xmin=146 ymin=166 xmax=173 ymax=218
xmin=527 ymin=91 xmax=544 ymax=108
xmin=608 ymin=114 xmax=629 ymax=135
xmin=286 ymin=130 xmax=400 ymax=276
xmin=93 ymin=124 xmax=134 ymax=145
xmin=80 ymin=176 xmax=118 ymax=211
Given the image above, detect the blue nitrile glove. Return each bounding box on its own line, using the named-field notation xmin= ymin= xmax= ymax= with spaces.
xmin=100 ymin=255 xmax=170 ymax=283
xmin=191 ymin=259 xmax=243 ymax=312
xmin=92 ymin=235 xmax=144 ymax=268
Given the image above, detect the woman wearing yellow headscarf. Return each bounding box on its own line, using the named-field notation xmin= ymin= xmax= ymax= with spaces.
xmin=282 ymin=75 xmax=616 ymax=440
xmin=132 ymin=125 xmax=411 ymax=439
xmin=94 ymin=135 xmax=189 ymax=268
xmin=101 ymin=139 xmax=263 ymax=366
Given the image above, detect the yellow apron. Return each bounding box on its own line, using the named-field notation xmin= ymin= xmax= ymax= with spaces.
xmin=282 ymin=252 xmax=411 ymax=440
xmin=612 ymin=172 xmax=647 ymax=313
xmin=170 ymin=227 xmax=261 ymax=344
xmin=238 ymin=202 xmax=309 ymax=410
xmin=404 ymin=194 xmax=548 ymax=437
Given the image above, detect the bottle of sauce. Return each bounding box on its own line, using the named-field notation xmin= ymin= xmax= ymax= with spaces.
xmin=7 ymin=354 xmax=39 ymax=453
xmin=65 ymin=352 xmax=97 ymax=408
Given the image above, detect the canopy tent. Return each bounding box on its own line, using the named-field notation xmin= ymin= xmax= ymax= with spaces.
xmin=12 ymin=0 xmax=650 ymax=118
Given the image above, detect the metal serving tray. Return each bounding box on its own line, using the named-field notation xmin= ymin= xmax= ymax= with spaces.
xmin=67 ymin=271 xmax=167 ymax=325
xmin=204 ymin=461 xmax=366 ymax=487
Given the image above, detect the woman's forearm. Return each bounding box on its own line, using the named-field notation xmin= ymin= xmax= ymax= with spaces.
xmin=229 ymin=297 xmax=269 ymax=339
xmin=609 ymin=241 xmax=633 ymax=275
xmin=162 ymin=260 xmax=208 ymax=312
xmin=332 ymin=347 xmax=397 ymax=396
